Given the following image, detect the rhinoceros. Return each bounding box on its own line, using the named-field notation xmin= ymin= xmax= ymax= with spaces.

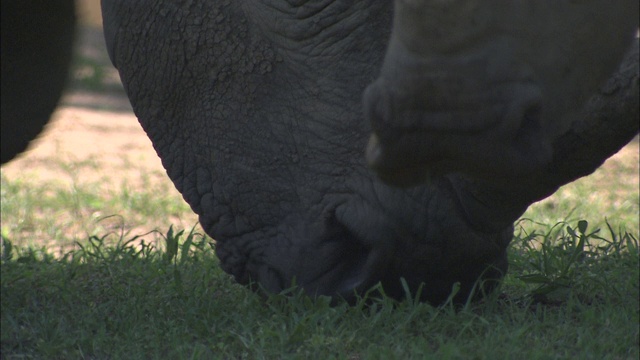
xmin=5 ymin=0 xmax=636 ymax=305
xmin=100 ymin=0 xmax=638 ymax=304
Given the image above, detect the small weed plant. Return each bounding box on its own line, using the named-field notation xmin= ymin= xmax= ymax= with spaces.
xmin=509 ymin=219 xmax=639 ymax=304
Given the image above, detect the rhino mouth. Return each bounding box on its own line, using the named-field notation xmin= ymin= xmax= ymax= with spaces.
xmin=242 ymin=184 xmax=511 ymax=304
xmin=293 ymin=206 xmax=397 ymax=302
xmin=299 ymin=235 xmax=378 ymax=301
xmin=282 ymin=191 xmax=508 ymax=304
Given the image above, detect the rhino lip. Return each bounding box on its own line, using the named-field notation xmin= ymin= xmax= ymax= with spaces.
xmin=296 ymin=224 xmax=384 ymax=300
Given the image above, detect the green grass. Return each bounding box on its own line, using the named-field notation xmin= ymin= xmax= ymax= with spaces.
xmin=3 ymin=6 xmax=637 ymax=358
xmin=1 ymin=221 xmax=637 ymax=359
xmin=1 ymin=154 xmax=638 ymax=359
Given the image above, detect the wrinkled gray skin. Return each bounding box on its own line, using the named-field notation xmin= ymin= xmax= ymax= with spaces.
xmin=1 ymin=0 xmax=76 ymax=164
xmin=101 ymin=0 xmax=639 ymax=305
xmin=365 ymin=0 xmax=639 ymax=186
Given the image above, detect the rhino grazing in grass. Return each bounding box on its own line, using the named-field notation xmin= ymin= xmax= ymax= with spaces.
xmin=100 ymin=0 xmax=638 ymax=304
xmin=5 ymin=0 xmax=636 ymax=305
